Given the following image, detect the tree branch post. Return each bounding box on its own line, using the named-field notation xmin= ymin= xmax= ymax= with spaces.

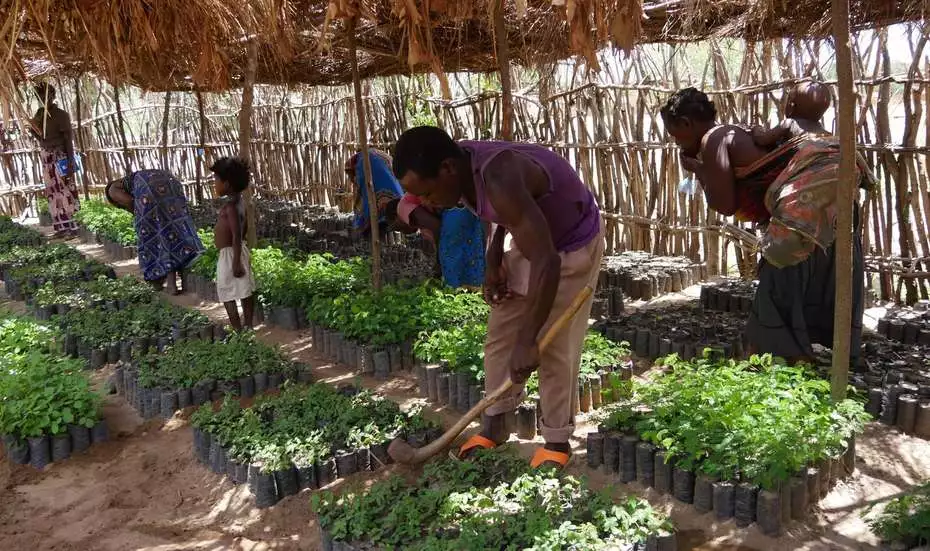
xmin=830 ymin=0 xmax=856 ymax=402
xmin=239 ymin=40 xmax=259 ymax=248
xmin=492 ymin=0 xmax=513 ymax=141
xmin=160 ymin=91 xmax=171 ymax=171
xmin=195 ymin=89 xmax=207 ymax=203
xmin=113 ymin=84 xmax=131 ymax=176
xmin=73 ymin=78 xmax=89 ymax=200
xmin=349 ymin=17 xmax=382 ymax=291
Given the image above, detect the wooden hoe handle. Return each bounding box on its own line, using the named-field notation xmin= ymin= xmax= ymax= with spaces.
xmin=388 ymin=285 xmax=594 ymax=464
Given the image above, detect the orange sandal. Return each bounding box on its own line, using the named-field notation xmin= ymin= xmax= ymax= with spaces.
xmin=452 ymin=434 xmax=498 ymax=460
xmin=530 ymin=447 xmax=571 ymax=470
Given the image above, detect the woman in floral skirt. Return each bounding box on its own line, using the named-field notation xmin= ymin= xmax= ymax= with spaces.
xmin=30 ymin=83 xmax=80 ymax=237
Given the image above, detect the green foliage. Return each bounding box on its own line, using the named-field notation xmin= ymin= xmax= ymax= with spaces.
xmin=312 ymin=448 xmax=672 ymax=550
xmin=33 ymin=275 xmax=155 ymax=308
xmin=56 ymin=300 xmax=208 ymax=347
xmin=189 ymin=229 xmax=218 ymax=279
xmin=0 ymin=243 xmax=83 ymax=269
xmin=0 ymin=217 xmax=43 ymax=252
xmin=314 ymin=282 xmax=487 ymax=347
xmin=0 ymin=313 xmax=100 ymax=439
xmin=1 ymin=244 xmax=112 ymax=296
xmin=867 ymin=481 xmax=930 ymax=547
xmin=415 ymin=325 xmax=629 ymax=394
xmin=136 ymin=332 xmax=289 ymax=389
xmin=254 ymin=248 xmax=369 ymax=311
xmin=191 ymin=383 xmax=435 ymax=472
xmin=37 ymin=198 xmax=49 ymax=216
xmin=406 ymin=97 xmax=439 ymax=127
xmin=581 ymin=332 xmax=630 ymax=372
xmin=74 ymin=200 xmax=136 ymax=246
xmin=414 ymin=323 xmax=486 ymax=385
xmin=0 ymin=313 xmax=59 ymax=359
xmin=595 ymin=353 xmax=870 ymax=490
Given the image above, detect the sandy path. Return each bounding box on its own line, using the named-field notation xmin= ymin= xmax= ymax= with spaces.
xmin=0 ymin=234 xmax=927 ymax=550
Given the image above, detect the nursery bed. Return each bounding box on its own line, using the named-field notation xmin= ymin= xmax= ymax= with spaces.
xmin=316 ymin=448 xmax=678 ymax=551
xmin=586 ymin=354 xmax=868 ymax=537
xmin=0 ymin=311 xmax=109 ymax=470
xmin=597 ymin=303 xmax=748 ymax=362
xmin=875 ymin=302 xmax=930 ymax=346
xmin=190 ymin=383 xmax=441 ymax=508
xmin=118 ymin=332 xmax=307 ymax=419
xmin=699 ymin=278 xmax=758 ymax=314
xmin=598 ymin=251 xmax=705 ymax=306
xmin=834 ymin=334 xmax=930 ymax=442
xmin=413 ymin=327 xmax=636 ymax=436
xmin=3 ymin=217 xmax=930 ymax=551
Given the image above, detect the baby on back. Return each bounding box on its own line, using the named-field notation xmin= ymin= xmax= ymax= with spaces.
xmin=752 ymin=81 xmax=832 ymax=148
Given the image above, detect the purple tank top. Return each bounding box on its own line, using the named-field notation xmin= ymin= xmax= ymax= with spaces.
xmin=460 ymin=140 xmax=600 ymax=252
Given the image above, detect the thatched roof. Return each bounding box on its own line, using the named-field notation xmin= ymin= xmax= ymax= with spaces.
xmin=3 ymin=0 xmax=927 ymax=92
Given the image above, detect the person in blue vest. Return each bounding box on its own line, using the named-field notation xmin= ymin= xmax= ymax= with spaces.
xmin=386 ymin=193 xmax=486 ymax=289
xmin=346 ymin=148 xmax=403 ymax=239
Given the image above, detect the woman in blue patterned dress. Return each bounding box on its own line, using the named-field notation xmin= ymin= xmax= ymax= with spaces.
xmin=105 ymin=170 xmax=204 ymax=294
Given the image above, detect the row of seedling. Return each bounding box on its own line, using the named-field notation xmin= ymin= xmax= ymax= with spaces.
xmin=116 ymin=332 xmax=305 ymax=419
xmin=316 ymin=448 xmax=678 ymax=551
xmin=699 ymin=281 xmax=756 ymax=314
xmin=0 ymin=312 xmax=109 ymax=470
xmin=587 ymin=353 xmax=870 ymax=537
xmin=597 ymin=304 xmax=746 ymax=361
xmin=190 ymin=384 xmax=441 ymax=508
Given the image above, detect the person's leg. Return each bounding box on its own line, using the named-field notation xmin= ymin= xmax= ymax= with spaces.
xmin=224 ymin=301 xmax=243 ymax=331
xmin=61 ymin=176 xmax=80 ymax=234
xmin=44 ymin=163 xmax=67 ymax=236
xmin=165 ymin=271 xmax=179 ymax=295
xmin=535 ymin=230 xmax=603 ymax=464
xmin=242 ymin=295 xmax=255 ymax=330
xmin=459 ymin=294 xmax=526 ymax=458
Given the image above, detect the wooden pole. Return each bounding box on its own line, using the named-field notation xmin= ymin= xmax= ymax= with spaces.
xmin=195 ymin=89 xmax=206 ymax=203
xmin=73 ymin=78 xmax=89 ymax=200
xmin=492 ymin=0 xmax=513 ymax=141
xmin=349 ymin=17 xmax=382 ymax=291
xmin=160 ymin=91 xmax=171 ymax=170
xmin=113 ymin=84 xmax=131 ymax=175
xmin=239 ymin=41 xmax=259 ymax=248
xmin=830 ymin=0 xmax=856 ymax=402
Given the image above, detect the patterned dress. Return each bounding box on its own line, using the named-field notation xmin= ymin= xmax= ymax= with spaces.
xmin=127 ymin=170 xmax=204 ymax=282
xmin=40 ymin=148 xmax=80 ymax=233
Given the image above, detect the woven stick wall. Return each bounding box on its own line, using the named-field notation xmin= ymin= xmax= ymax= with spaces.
xmin=1 ymin=29 xmax=928 ymax=304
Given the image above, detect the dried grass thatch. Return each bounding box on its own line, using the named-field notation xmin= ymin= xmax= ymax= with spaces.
xmin=2 ymin=0 xmax=928 ymax=91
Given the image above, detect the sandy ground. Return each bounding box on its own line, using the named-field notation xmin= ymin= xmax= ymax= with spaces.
xmin=1 ymin=234 xmax=928 ymax=551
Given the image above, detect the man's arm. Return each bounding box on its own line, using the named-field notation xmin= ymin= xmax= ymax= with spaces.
xmin=483 ymin=223 xmax=509 ymax=305
xmin=487 ymin=224 xmax=506 ymax=270
xmin=685 ymin=127 xmax=737 ymax=216
xmin=483 ymin=152 xmax=561 ymax=346
xmin=751 ymin=120 xmax=791 ymax=148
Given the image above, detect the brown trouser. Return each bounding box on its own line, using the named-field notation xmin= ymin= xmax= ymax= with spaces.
xmin=484 ymin=222 xmax=605 ymax=443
